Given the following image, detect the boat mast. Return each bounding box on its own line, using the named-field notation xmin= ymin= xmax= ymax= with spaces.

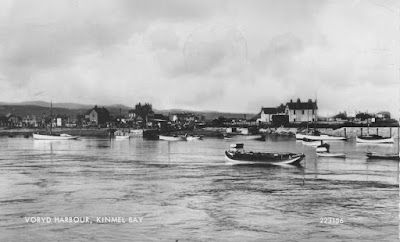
xmin=50 ymin=100 xmax=53 ymax=134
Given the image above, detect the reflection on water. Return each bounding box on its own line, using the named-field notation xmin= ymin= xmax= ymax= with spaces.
xmin=0 ymin=136 xmax=398 ymax=241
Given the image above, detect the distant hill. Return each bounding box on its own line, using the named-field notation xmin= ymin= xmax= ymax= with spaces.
xmin=155 ymin=109 xmax=256 ymax=121
xmin=0 ymin=105 xmax=84 ymax=118
xmin=0 ymin=101 xmax=255 ymax=121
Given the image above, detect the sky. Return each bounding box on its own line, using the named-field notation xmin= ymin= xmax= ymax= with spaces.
xmin=0 ymin=0 xmax=399 ymax=117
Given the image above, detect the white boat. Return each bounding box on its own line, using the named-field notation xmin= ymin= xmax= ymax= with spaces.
xmin=159 ymin=135 xmax=185 ymax=141
xmin=115 ymin=135 xmax=130 ymax=140
xmin=303 ymin=134 xmax=346 ymax=141
xmin=185 ymin=135 xmax=203 ymax=141
xmin=316 ymin=146 xmax=328 ymax=152
xmin=356 ymin=136 xmax=394 ymax=144
xmin=301 ymin=139 xmax=322 ymax=147
xmin=316 ymin=152 xmax=346 ymax=158
xmin=32 ymin=101 xmax=80 ymax=140
xmin=295 ymin=133 xmax=306 ymax=140
xmin=33 ymin=133 xmax=79 ymax=140
xmin=244 ymin=135 xmax=265 ymax=140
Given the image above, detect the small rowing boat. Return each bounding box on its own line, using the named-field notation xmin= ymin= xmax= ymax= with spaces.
xmin=366 ymin=152 xmax=399 ymax=160
xmin=316 ymin=152 xmax=346 ymax=158
xmin=159 ymin=135 xmax=185 ymax=141
xmin=33 ymin=133 xmax=79 ymax=140
xmin=356 ymin=135 xmax=394 ymax=144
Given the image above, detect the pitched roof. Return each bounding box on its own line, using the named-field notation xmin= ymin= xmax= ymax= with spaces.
xmin=86 ymin=106 xmax=110 ymax=116
xmin=151 ymin=113 xmax=169 ymax=121
xmin=261 ymin=108 xmax=277 ymax=114
xmin=286 ymin=99 xmax=317 ymax=110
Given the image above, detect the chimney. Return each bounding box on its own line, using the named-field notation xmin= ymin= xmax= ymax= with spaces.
xmin=290 ymin=99 xmax=293 ymax=103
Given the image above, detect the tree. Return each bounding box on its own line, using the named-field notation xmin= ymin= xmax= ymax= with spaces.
xmin=333 ymin=112 xmax=347 ymax=120
xmin=212 ymin=116 xmax=227 ymax=126
xmin=356 ymin=112 xmax=373 ymax=121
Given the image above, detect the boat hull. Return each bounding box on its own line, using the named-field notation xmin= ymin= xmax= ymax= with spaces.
xmin=115 ymin=135 xmax=130 ymax=140
xmin=356 ymin=137 xmax=394 ymax=144
xmin=225 ymin=151 xmax=304 ymax=165
xmin=316 ymin=147 xmax=328 ymax=152
xmin=224 ymin=134 xmax=265 ymax=141
xmin=366 ymin=152 xmax=400 ymax=160
xmin=33 ymin=133 xmax=79 ymax=140
xmin=301 ymin=140 xmax=322 ymax=147
xmin=295 ymin=134 xmax=306 ymax=140
xmin=316 ymin=152 xmax=346 ymax=158
xmin=159 ymin=135 xmax=185 ymax=141
xmin=186 ymin=136 xmax=203 ymax=141
xmin=303 ymin=134 xmax=346 ymax=141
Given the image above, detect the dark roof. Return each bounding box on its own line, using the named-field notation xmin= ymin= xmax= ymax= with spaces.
xmin=151 ymin=113 xmax=169 ymax=121
xmin=86 ymin=106 xmax=110 ymax=116
xmin=261 ymin=108 xmax=277 ymax=114
xmin=286 ymin=100 xmax=317 ymax=110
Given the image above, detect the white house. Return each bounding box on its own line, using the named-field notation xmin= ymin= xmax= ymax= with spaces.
xmin=285 ymin=99 xmax=318 ymax=123
xmin=259 ymin=108 xmax=277 ymax=123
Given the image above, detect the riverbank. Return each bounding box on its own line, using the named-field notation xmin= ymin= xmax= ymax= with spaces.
xmin=2 ymin=126 xmax=399 ymax=139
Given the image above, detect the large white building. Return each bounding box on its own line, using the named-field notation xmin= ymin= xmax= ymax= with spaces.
xmin=285 ymin=99 xmax=318 ymax=123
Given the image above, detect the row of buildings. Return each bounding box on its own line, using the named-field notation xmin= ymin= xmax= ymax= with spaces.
xmin=0 ymin=104 xmax=205 ymax=129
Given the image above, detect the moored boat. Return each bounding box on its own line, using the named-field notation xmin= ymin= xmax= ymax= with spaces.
xmin=224 ymin=134 xmax=265 ymax=141
xmin=33 ymin=133 xmax=79 ymax=140
xmin=244 ymin=134 xmax=265 ymax=140
xmin=115 ymin=135 xmax=130 ymax=140
xmin=303 ymin=134 xmax=347 ymax=141
xmin=185 ymin=135 xmax=203 ymax=141
xmin=159 ymin=135 xmax=185 ymax=141
xmin=316 ymin=142 xmax=330 ymax=153
xmin=316 ymin=152 xmax=346 ymax=158
xmin=225 ymin=144 xmax=304 ymax=165
xmin=230 ymin=143 xmax=244 ymax=148
xmin=356 ymin=135 xmax=394 ymax=144
xmin=295 ymin=133 xmax=306 ymax=140
xmin=301 ymin=138 xmax=322 ymax=147
xmin=366 ymin=152 xmax=399 ymax=160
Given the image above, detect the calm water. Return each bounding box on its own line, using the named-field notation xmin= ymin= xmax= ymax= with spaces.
xmin=0 ymin=135 xmax=398 ymax=241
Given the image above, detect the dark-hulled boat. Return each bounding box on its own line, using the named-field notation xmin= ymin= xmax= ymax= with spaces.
xmin=366 ymin=152 xmax=400 ymax=160
xmin=225 ymin=149 xmax=305 ymax=165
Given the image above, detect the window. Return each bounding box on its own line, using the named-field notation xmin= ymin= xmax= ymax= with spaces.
xmin=294 ymin=119 xmax=296 ymax=122
xmin=312 ymin=110 xmax=314 ymax=114
xmin=302 ymin=110 xmax=304 ymax=115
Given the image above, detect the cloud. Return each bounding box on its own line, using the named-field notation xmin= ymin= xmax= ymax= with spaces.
xmin=0 ymin=0 xmax=399 ymax=116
